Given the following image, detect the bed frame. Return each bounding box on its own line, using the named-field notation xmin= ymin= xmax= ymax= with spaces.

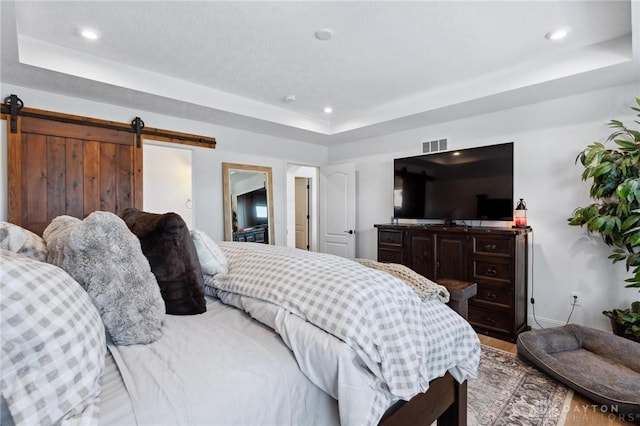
xmin=3 ymin=106 xmax=468 ymax=426
xmin=380 ymin=373 xmax=466 ymax=426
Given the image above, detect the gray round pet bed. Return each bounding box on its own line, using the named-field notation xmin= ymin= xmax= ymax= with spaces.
xmin=517 ymin=324 xmax=640 ymax=417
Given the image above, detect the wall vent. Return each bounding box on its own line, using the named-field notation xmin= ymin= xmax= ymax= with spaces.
xmin=422 ymin=138 xmax=448 ymax=153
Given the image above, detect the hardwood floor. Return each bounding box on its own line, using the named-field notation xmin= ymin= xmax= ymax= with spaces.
xmin=478 ymin=335 xmax=635 ymax=425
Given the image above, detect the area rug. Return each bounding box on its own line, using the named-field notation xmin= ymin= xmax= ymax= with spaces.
xmin=468 ymin=345 xmax=573 ymax=426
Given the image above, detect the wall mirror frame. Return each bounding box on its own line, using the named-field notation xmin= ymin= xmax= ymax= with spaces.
xmin=222 ymin=162 xmax=275 ymax=244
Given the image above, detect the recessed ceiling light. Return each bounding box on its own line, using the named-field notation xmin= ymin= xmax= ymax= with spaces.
xmin=79 ymin=27 xmax=100 ymax=40
xmin=452 ymin=151 xmax=461 ymax=156
xmin=545 ymin=28 xmax=569 ymax=41
xmin=315 ymin=28 xmax=333 ymax=41
xmin=323 ymin=106 xmax=333 ymax=114
xmin=282 ymin=95 xmax=297 ymax=104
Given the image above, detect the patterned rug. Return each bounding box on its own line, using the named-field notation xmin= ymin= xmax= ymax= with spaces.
xmin=468 ymin=345 xmax=573 ymax=426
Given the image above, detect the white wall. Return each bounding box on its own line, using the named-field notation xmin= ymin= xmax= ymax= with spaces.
xmin=328 ymin=82 xmax=640 ymax=332
xmin=143 ymin=141 xmax=193 ymax=229
xmin=0 ymin=84 xmax=329 ymax=246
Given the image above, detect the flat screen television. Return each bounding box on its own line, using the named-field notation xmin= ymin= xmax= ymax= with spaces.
xmin=393 ymin=142 xmax=514 ymax=222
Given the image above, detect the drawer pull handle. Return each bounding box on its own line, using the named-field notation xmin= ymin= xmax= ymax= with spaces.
xmin=485 ymin=293 xmax=497 ymax=301
xmin=484 ymin=244 xmax=496 ymax=250
xmin=485 ymin=317 xmax=496 ymax=325
xmin=486 ymin=266 xmax=497 ymax=276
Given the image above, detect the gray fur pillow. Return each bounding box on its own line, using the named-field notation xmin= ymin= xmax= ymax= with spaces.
xmin=44 ymin=212 xmax=165 ymax=345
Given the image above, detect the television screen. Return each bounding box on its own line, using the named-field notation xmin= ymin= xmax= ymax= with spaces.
xmin=236 ymin=187 xmax=268 ymax=228
xmin=393 ymin=142 xmax=514 ymax=221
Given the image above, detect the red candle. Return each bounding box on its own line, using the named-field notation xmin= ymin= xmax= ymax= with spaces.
xmin=515 ymin=217 xmax=527 ymax=227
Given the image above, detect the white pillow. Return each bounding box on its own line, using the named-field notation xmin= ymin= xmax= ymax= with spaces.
xmin=0 ymin=250 xmax=105 ymax=426
xmin=190 ymin=230 xmax=229 ymax=276
xmin=0 ymin=222 xmax=47 ymax=262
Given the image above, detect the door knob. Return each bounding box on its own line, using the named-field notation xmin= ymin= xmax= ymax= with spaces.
xmin=344 ymin=230 xmax=354 ymax=234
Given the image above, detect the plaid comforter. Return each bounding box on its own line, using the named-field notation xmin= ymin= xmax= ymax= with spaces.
xmin=210 ymin=243 xmax=480 ymax=408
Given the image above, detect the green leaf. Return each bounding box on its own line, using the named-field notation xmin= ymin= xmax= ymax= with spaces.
xmin=623 ymin=225 xmax=640 ymax=235
xmin=592 ymin=162 xmax=614 ymax=177
xmin=625 ymin=232 xmax=640 ymax=247
xmin=622 ymin=216 xmax=640 ymax=230
xmin=614 ymin=139 xmax=638 ymax=150
xmin=588 ymin=216 xmax=606 ymax=232
xmin=609 ymin=251 xmax=627 ymax=263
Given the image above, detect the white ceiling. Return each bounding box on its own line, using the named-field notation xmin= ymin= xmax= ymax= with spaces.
xmin=1 ymin=1 xmax=639 ymax=146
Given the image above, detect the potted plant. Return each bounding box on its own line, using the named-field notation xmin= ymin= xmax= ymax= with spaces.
xmin=568 ymin=97 xmax=640 ymax=341
xmin=602 ymin=301 xmax=640 ymax=343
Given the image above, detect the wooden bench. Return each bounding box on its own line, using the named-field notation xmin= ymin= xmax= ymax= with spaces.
xmin=436 ymin=279 xmax=477 ymax=320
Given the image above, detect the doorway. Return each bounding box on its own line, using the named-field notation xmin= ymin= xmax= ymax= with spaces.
xmin=286 ymin=165 xmax=318 ymax=251
xmin=143 ymin=141 xmax=193 ymax=229
xmin=295 ymin=177 xmax=310 ymax=250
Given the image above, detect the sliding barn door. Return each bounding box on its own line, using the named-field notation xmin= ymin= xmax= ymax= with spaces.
xmin=8 ymin=115 xmax=142 ymax=235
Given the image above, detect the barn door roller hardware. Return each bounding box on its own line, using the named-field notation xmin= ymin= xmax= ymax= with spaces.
xmin=131 ymin=117 xmax=144 ymax=148
xmin=2 ymin=94 xmax=24 ymax=133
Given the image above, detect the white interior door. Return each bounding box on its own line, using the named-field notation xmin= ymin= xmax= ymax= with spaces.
xmin=319 ymin=163 xmax=356 ymax=258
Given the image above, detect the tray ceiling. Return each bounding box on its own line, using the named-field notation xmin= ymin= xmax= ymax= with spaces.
xmin=1 ymin=1 xmax=638 ymax=145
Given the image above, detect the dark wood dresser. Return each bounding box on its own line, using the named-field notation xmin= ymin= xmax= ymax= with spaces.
xmin=375 ymin=224 xmax=531 ymax=342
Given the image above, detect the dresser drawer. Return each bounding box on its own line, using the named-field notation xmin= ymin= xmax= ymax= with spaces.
xmin=472 ymin=258 xmax=512 ymax=282
xmin=473 ymin=236 xmax=511 ymax=256
xmin=471 ymin=281 xmax=512 ymax=309
xmin=378 ymin=230 xmax=403 ymax=246
xmin=378 ymin=248 xmax=404 ymax=264
xmin=469 ymin=306 xmax=513 ymax=335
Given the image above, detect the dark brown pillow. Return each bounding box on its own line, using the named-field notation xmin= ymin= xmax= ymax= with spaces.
xmin=121 ymin=207 xmax=206 ymax=315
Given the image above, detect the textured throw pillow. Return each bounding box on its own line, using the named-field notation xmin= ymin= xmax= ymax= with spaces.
xmin=43 ymin=215 xmax=81 ymax=266
xmin=121 ymin=208 xmax=207 ymax=315
xmin=0 ymin=222 xmax=47 ymax=262
xmin=43 ymin=212 xmax=165 ymax=345
xmin=191 ymin=229 xmax=229 ymax=276
xmin=355 ymin=258 xmax=450 ymax=303
xmin=0 ymin=250 xmax=105 ymax=426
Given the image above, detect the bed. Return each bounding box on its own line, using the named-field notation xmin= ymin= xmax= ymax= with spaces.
xmin=1 ymin=210 xmax=480 ymax=426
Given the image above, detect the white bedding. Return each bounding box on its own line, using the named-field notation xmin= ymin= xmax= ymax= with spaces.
xmin=216 ymin=291 xmax=387 ymax=426
xmin=103 ymin=242 xmax=480 ymax=426
xmin=105 ymin=297 xmax=339 ymax=426
xmin=98 ymin=350 xmax=136 ymax=426
xmin=208 ymin=242 xmax=481 ymax=425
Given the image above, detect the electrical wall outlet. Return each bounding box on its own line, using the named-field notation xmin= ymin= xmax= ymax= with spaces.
xmin=570 ymin=292 xmax=582 ymax=307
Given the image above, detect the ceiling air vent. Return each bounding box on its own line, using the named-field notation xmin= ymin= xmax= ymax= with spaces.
xmin=422 ymin=138 xmax=448 ymax=154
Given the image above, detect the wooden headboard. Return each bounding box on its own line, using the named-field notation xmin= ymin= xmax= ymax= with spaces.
xmin=3 ymin=101 xmax=215 ymax=235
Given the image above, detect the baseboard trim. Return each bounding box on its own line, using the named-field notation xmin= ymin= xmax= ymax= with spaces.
xmin=527 ymin=315 xmax=567 ymax=329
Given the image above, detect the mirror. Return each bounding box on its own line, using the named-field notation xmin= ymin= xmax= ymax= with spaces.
xmin=222 ymin=162 xmax=275 ymax=244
